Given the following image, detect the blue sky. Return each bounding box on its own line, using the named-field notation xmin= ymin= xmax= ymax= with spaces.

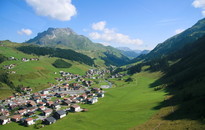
xmin=0 ymin=0 xmax=204 ymax=50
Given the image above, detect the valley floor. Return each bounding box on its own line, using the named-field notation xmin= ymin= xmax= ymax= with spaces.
xmin=0 ymin=71 xmax=165 ymax=130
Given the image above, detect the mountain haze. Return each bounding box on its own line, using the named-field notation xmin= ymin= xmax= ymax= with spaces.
xmin=116 ymin=47 xmax=150 ymax=59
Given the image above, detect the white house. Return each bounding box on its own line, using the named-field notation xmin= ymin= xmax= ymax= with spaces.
xmin=54 ymin=110 xmax=66 ymax=119
xmin=0 ymin=116 xmax=10 ymax=125
xmin=70 ymin=104 xmax=81 ymax=112
xmin=42 ymin=90 xmax=49 ymax=95
xmin=24 ymin=118 xmax=35 ymax=126
xmin=87 ymin=97 xmax=98 ymax=104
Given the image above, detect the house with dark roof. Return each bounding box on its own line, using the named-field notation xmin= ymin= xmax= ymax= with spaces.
xmin=53 ymin=110 xmax=66 ymax=119
xmin=97 ymin=93 xmax=104 ymax=98
xmin=44 ymin=117 xmax=56 ymax=125
xmin=51 ymin=103 xmax=61 ymax=110
xmin=62 ymin=100 xmax=71 ymax=106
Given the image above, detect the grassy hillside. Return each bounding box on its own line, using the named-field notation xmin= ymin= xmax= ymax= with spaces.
xmin=0 ymin=41 xmax=90 ymax=99
xmin=127 ymin=35 xmax=205 ymax=129
xmin=0 ymin=71 xmax=165 ymax=130
xmin=130 ymin=18 xmax=205 ymax=63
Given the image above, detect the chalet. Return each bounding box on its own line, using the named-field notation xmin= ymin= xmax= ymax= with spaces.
xmin=62 ymin=83 xmax=69 ymax=87
xmin=0 ymin=116 xmax=10 ymax=125
xmin=18 ymin=109 xmax=27 ymax=115
xmin=9 ymin=56 xmax=15 ymax=60
xmin=70 ymin=104 xmax=81 ymax=112
xmin=8 ymin=96 xmax=15 ymax=100
xmin=40 ymin=94 xmax=47 ymax=99
xmin=71 ymin=99 xmax=80 ymax=103
xmin=26 ymin=112 xmax=35 ymax=117
xmin=22 ymin=58 xmax=30 ymax=62
xmin=46 ymin=101 xmax=54 ymax=107
xmin=24 ymin=118 xmax=35 ymax=126
xmin=28 ymin=107 xmax=37 ymax=112
xmin=87 ymin=97 xmax=98 ymax=104
xmin=44 ymin=117 xmax=56 ymax=125
xmin=21 ymin=87 xmax=33 ymax=93
xmin=38 ymin=106 xmax=46 ymax=111
xmin=51 ymin=103 xmax=61 ymax=110
xmin=27 ymin=100 xmax=37 ymax=107
xmin=80 ymin=94 xmax=87 ymax=100
xmin=56 ymin=93 xmax=65 ymax=98
xmin=76 ymin=97 xmax=83 ymax=102
xmin=62 ymin=100 xmax=71 ymax=106
xmin=38 ymin=102 xmax=46 ymax=106
xmin=41 ymin=90 xmax=49 ymax=95
xmin=32 ymin=96 xmax=41 ymax=101
xmin=43 ymin=109 xmax=53 ymax=117
xmin=53 ymin=110 xmax=66 ymax=119
xmin=11 ymin=115 xmax=22 ymax=122
xmin=30 ymin=58 xmax=39 ymax=61
xmin=97 ymin=93 xmax=105 ymax=98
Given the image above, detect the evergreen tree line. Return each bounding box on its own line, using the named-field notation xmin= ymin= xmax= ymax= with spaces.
xmin=17 ymin=45 xmax=94 ymax=66
xmin=0 ymin=70 xmax=15 ymax=89
xmin=0 ymin=54 xmax=7 ymax=64
xmin=52 ymin=59 xmax=72 ymax=68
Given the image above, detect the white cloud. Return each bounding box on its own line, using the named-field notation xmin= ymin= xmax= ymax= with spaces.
xmin=17 ymin=28 xmax=33 ymax=35
xmin=25 ymin=0 xmax=77 ymax=21
xmin=175 ymin=29 xmax=185 ymax=34
xmin=192 ymin=0 xmax=205 ymax=16
xmin=89 ymin=21 xmax=143 ymax=46
xmin=92 ymin=21 xmax=106 ymax=31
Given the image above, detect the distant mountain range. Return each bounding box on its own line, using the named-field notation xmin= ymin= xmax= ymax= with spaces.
xmin=116 ymin=47 xmax=150 ymax=59
xmin=26 ymin=27 xmax=130 ymax=66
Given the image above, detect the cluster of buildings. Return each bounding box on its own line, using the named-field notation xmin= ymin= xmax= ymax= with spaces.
xmin=0 ymin=71 xmax=105 ymax=127
xmin=109 ymin=73 xmax=127 ymax=79
xmin=2 ymin=56 xmax=40 ymax=74
xmin=21 ymin=57 xmax=39 ymax=62
xmin=3 ymin=64 xmax=16 ymax=70
xmin=8 ymin=56 xmax=39 ymax=62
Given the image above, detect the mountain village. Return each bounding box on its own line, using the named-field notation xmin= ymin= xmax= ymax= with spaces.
xmin=0 ymin=57 xmax=118 ymax=128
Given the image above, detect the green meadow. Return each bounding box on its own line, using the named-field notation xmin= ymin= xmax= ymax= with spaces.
xmin=0 ymin=45 xmax=89 ymax=98
xmin=0 ymin=71 xmax=166 ymax=130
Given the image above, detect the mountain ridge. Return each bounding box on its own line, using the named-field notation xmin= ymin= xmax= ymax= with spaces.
xmin=26 ymin=27 xmax=130 ymax=66
xmin=131 ymin=18 xmax=205 ymax=62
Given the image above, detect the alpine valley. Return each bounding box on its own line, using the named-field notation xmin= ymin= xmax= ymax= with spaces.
xmin=0 ymin=17 xmax=205 ymax=130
